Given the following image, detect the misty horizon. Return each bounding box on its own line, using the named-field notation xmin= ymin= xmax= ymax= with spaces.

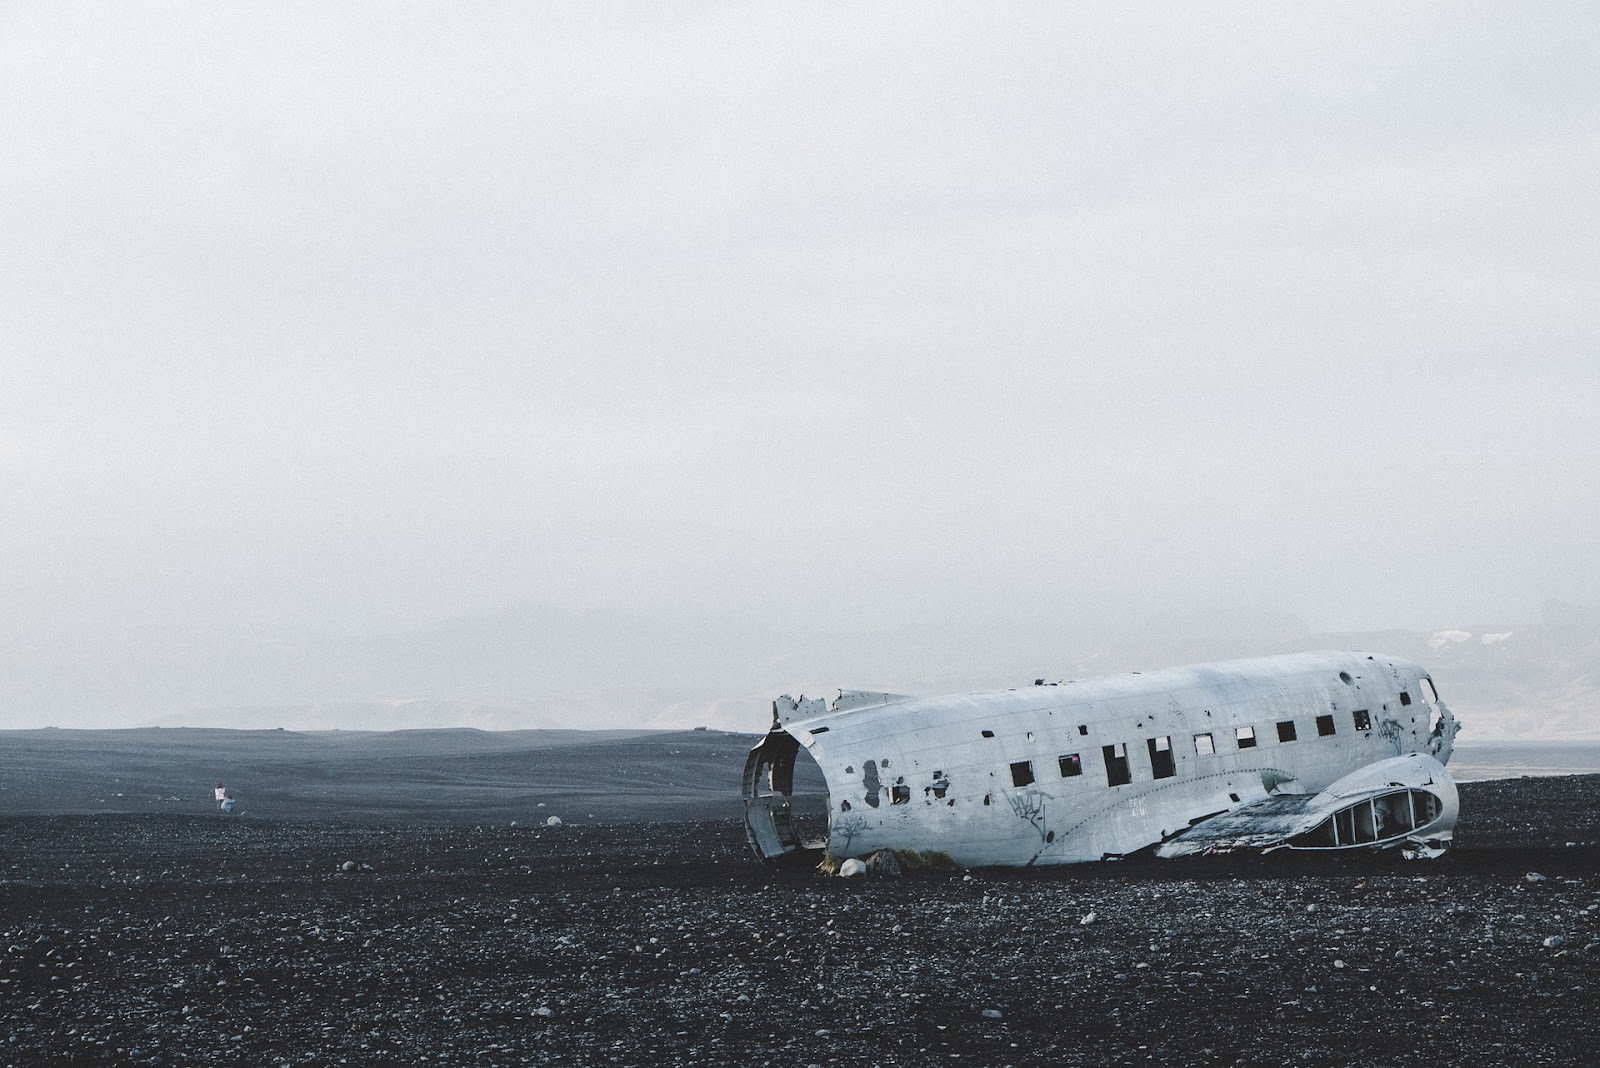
xmin=4 ymin=5 xmax=1596 ymax=732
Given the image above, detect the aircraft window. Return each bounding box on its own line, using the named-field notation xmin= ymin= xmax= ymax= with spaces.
xmin=1058 ymin=753 xmax=1083 ymax=777
xmin=1276 ymin=720 xmax=1297 ymax=743
xmin=1421 ymin=677 xmax=1439 ymax=704
xmin=1316 ymin=714 xmax=1336 ymax=737
xmin=1236 ymin=726 xmax=1257 ymax=749
xmin=1077 ymin=724 xmax=1088 ymax=736
xmin=1103 ymin=744 xmax=1132 ymax=787
xmin=1010 ymin=761 xmax=1035 ymax=788
xmin=981 ymin=730 xmax=995 ymax=738
xmin=1399 ymin=691 xmax=1412 ymax=706
xmin=1339 ymin=671 xmax=1354 ymax=685
xmin=1193 ymin=732 xmax=1215 ymax=756
xmin=1352 ymin=709 xmax=1372 ymax=731
xmin=1373 ymin=793 xmax=1413 ymax=838
xmin=1413 ymin=789 xmax=1441 ymax=826
xmin=1335 ymin=807 xmax=1359 ymax=844
xmin=1147 ymin=736 xmax=1175 ymax=779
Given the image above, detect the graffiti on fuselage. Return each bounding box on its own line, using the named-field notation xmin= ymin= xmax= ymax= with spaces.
xmin=1007 ymin=789 xmax=1053 ymax=841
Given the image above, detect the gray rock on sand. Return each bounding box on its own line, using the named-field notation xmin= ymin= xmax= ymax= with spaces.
xmin=866 ymin=851 xmax=903 ymax=878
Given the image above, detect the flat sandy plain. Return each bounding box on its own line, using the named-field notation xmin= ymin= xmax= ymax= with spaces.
xmin=2 ymin=729 xmax=1598 ymax=1067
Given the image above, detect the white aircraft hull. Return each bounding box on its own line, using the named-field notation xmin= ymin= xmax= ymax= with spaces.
xmin=743 ymin=651 xmax=1460 ymax=867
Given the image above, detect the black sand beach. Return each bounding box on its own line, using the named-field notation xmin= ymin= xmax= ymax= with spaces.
xmin=2 ymin=731 xmax=1598 ymax=1067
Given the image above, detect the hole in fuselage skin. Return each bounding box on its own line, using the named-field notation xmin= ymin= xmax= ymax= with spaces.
xmin=862 ymin=760 xmax=881 ymax=808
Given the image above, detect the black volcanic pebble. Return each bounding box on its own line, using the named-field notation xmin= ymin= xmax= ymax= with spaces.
xmin=0 ymin=777 xmax=1597 ymax=1066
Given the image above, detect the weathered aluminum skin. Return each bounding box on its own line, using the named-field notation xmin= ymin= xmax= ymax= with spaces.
xmin=744 ymin=650 xmax=1459 ymax=867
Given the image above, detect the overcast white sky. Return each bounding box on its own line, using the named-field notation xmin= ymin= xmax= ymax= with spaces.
xmin=3 ymin=4 xmax=1598 ymax=721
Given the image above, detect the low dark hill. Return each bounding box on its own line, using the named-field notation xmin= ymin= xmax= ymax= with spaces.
xmin=0 ymin=727 xmax=826 ymax=823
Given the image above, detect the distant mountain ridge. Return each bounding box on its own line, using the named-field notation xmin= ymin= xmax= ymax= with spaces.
xmin=2 ymin=601 xmax=1596 ymax=738
xmin=646 ymin=610 xmax=1600 ymax=740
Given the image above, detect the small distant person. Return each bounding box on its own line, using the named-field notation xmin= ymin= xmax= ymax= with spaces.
xmin=215 ymin=782 xmax=234 ymax=814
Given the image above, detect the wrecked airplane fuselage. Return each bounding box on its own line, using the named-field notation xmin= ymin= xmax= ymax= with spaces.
xmin=742 ymin=651 xmax=1460 ymax=867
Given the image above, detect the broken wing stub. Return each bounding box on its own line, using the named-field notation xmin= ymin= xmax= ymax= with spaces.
xmin=1156 ymin=754 xmax=1458 ymax=860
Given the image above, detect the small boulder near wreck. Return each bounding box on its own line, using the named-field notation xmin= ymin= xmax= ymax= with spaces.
xmin=865 ymin=850 xmax=903 ymax=878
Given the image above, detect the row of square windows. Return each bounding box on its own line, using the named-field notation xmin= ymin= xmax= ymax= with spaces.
xmin=1008 ymin=708 xmax=1374 ymax=788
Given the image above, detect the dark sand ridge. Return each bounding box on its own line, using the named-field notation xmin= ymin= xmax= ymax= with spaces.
xmin=0 ymin=727 xmax=803 ymax=823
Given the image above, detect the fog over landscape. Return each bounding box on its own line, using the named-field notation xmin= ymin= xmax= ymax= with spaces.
xmin=3 ymin=4 xmax=1598 ymax=736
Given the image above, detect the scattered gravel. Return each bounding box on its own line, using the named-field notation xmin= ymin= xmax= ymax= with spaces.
xmin=1 ymin=775 xmax=1597 ymax=1066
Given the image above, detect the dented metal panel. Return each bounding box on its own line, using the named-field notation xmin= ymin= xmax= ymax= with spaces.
xmin=741 ymin=650 xmax=1461 ymax=867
